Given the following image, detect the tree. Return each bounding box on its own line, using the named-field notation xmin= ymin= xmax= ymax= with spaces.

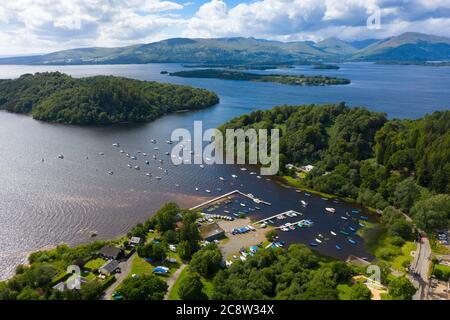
xmin=388 ymin=277 xmax=416 ymax=300
xmin=330 ymin=261 xmax=354 ymax=283
xmin=137 ymin=242 xmax=167 ymax=262
xmin=189 ymin=244 xmax=223 ymax=278
xmin=178 ymin=272 xmax=208 ymax=300
xmin=265 ymin=230 xmax=277 ymax=241
xmin=177 ymin=240 xmax=195 ymax=261
xmin=120 ymin=275 xmax=168 ymax=300
xmin=349 ymin=283 xmax=372 ymax=300
xmin=411 ymin=194 xmax=450 ymax=233
xmin=394 ymin=177 xmax=422 ymax=213
xmin=154 ymin=203 xmax=179 ymax=232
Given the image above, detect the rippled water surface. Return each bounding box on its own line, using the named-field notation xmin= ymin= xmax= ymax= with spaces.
xmin=0 ymin=63 xmax=449 ymax=279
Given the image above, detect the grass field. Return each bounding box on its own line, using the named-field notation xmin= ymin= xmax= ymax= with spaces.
xmin=167 ymin=267 xmax=213 ymax=300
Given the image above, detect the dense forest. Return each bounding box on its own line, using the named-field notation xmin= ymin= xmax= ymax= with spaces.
xmin=221 ymin=104 xmax=450 ymax=233
xmin=0 ymin=72 xmax=219 ymax=125
xmin=170 ymin=69 xmax=350 ymax=86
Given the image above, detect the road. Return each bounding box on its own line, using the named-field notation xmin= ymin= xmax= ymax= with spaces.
xmin=411 ymin=237 xmax=431 ymax=300
xmin=164 ymin=263 xmax=187 ymax=300
xmin=102 ymin=253 xmax=136 ymax=300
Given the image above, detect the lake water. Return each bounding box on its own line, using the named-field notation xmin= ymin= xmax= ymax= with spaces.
xmin=0 ymin=63 xmax=449 ymax=280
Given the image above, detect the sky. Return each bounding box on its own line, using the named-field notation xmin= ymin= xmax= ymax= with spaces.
xmin=0 ymin=0 xmax=449 ymax=55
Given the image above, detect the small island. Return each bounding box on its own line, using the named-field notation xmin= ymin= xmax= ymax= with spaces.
xmin=182 ymin=64 xmax=294 ymax=70
xmin=0 ymin=72 xmax=219 ymax=125
xmin=170 ymin=69 xmax=350 ymax=86
xmin=313 ymin=63 xmax=340 ymax=70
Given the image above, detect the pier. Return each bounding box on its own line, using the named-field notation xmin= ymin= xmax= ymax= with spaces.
xmin=190 ymin=189 xmax=271 ymax=210
xmin=253 ymin=210 xmax=303 ymax=225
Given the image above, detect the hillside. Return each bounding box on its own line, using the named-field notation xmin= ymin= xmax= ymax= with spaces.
xmin=0 ymin=72 xmax=219 ymax=124
xmin=353 ymin=32 xmax=450 ymax=61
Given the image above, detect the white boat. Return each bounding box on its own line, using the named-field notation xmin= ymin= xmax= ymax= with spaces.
xmin=145 ymin=160 xmax=150 ymax=164
xmin=119 ymin=150 xmax=124 ymax=153
xmin=108 ymin=171 xmax=114 ymax=175
xmin=325 ymin=207 xmax=336 ymax=213
xmin=153 ymin=147 xmax=159 ymax=150
xmin=127 ymin=164 xmax=132 ymax=168
xmin=150 ymin=139 xmax=156 ymax=143
xmin=134 ymin=166 xmax=140 ymax=170
xmin=232 ymin=174 xmax=238 ymax=178
xmin=142 ymin=153 xmax=147 ymax=156
xmin=165 ymin=152 xmax=170 ymax=155
xmin=330 ymin=231 xmax=337 ymax=236
xmin=301 ymin=200 xmax=308 ymax=206
xmin=146 ymin=173 xmax=151 ymax=177
xmin=200 ymin=165 xmax=205 ymax=169
xmin=315 ymin=238 xmax=322 ymax=243
xmin=195 ymin=187 xmax=199 ymax=191
xmin=240 ymin=203 xmax=246 ymax=207
xmin=57 ymin=154 xmax=64 ymax=159
xmin=219 ymin=177 xmax=225 ymax=181
xmin=205 ymin=190 xmax=211 ymax=193
xmin=240 ymin=168 xmax=247 ymax=171
xmin=155 ymin=176 xmax=162 ymax=180
xmin=112 ymin=143 xmax=119 ymax=147
xmin=166 ymin=140 xmax=173 ymax=144
xmin=281 ymin=227 xmax=289 ymax=232
xmin=257 ymin=176 xmax=261 ymax=179
xmin=131 ymin=156 xmax=137 ymax=160
xmin=250 ymin=172 xmax=256 ymax=175
xmin=99 ymin=152 xmax=104 ymax=155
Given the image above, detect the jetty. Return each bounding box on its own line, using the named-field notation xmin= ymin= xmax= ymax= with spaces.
xmin=190 ymin=190 xmax=271 ymax=210
xmin=253 ymin=210 xmax=303 ymax=225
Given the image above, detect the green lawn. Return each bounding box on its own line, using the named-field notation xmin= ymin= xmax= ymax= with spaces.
xmin=167 ymin=267 xmax=213 ymax=300
xmin=167 ymin=266 xmax=188 ymax=300
xmin=130 ymin=252 xmax=182 ymax=277
xmin=83 ymin=258 xmax=106 ymax=270
xmin=432 ymin=264 xmax=450 ymax=281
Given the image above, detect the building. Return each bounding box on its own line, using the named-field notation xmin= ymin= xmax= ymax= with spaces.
xmin=129 ymin=237 xmax=142 ymax=246
xmin=199 ymin=222 xmax=225 ymax=242
xmin=99 ymin=245 xmax=123 ymax=260
xmin=99 ymin=260 xmax=120 ymax=275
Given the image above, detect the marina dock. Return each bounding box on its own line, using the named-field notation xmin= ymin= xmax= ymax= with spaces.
xmin=253 ymin=210 xmax=303 ymax=225
xmin=190 ymin=189 xmax=271 ymax=210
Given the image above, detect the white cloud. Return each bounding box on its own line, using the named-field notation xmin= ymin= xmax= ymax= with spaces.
xmin=184 ymin=0 xmax=450 ymax=41
xmin=0 ymin=0 xmax=449 ymax=55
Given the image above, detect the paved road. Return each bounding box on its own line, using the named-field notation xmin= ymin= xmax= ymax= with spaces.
xmin=102 ymin=253 xmax=136 ymax=300
xmin=164 ymin=263 xmax=187 ymax=300
xmin=411 ymin=237 xmax=431 ymax=300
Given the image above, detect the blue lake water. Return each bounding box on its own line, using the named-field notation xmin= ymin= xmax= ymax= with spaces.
xmin=0 ymin=63 xmax=449 ymax=279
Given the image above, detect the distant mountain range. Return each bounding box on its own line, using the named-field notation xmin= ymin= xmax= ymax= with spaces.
xmin=1 ymin=32 xmax=449 ymax=65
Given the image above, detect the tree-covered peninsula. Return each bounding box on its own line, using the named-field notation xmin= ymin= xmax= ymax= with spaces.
xmin=221 ymin=104 xmax=450 ymax=234
xmin=0 ymin=72 xmax=219 ymax=125
xmin=170 ymin=69 xmax=350 ymax=86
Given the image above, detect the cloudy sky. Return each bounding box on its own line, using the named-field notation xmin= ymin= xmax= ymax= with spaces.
xmin=1 ymin=0 xmax=449 ymax=55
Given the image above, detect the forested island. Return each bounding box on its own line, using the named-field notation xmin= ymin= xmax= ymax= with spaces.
xmin=182 ymin=64 xmax=294 ymax=70
xmin=170 ymin=69 xmax=350 ymax=86
xmin=0 ymin=72 xmax=219 ymax=125
xmin=313 ymin=63 xmax=340 ymax=69
xmin=221 ymin=104 xmax=449 ymax=235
